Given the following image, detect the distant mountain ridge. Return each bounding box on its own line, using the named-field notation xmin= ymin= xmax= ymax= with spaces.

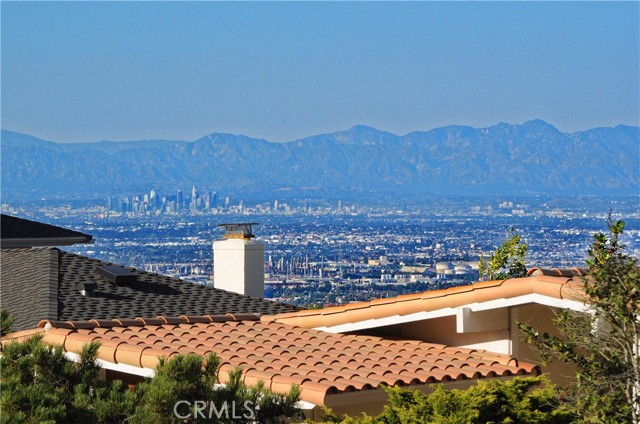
xmin=2 ymin=120 xmax=638 ymax=200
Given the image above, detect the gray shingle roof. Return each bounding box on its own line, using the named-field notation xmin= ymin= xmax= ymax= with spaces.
xmin=0 ymin=248 xmax=59 ymax=331
xmin=1 ymin=247 xmax=299 ymax=331
xmin=1 ymin=214 xmax=93 ymax=247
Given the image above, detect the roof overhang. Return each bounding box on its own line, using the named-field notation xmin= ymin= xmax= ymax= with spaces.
xmin=64 ymin=351 xmax=156 ymax=378
xmin=314 ymin=293 xmax=590 ymax=333
xmin=1 ymin=236 xmax=93 ymax=248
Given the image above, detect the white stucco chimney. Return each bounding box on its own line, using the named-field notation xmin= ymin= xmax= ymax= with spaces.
xmin=213 ymin=223 xmax=264 ymax=298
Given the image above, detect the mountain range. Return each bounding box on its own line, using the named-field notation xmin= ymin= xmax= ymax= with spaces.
xmin=1 ymin=120 xmax=638 ymax=201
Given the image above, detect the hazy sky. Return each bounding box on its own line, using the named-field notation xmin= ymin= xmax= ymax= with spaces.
xmin=2 ymin=1 xmax=638 ymax=143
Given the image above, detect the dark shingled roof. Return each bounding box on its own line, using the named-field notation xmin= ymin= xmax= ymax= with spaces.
xmin=0 ymin=248 xmax=59 ymax=331
xmin=1 ymin=214 xmax=93 ymax=247
xmin=1 ymin=248 xmax=299 ymax=331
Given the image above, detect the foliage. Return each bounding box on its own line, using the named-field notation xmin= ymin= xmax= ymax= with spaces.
xmin=313 ymin=376 xmax=574 ymax=424
xmin=132 ymin=353 xmax=301 ymax=424
xmin=1 ymin=336 xmax=301 ymax=424
xmin=518 ymin=216 xmax=640 ymax=423
xmin=0 ymin=335 xmax=137 ymax=423
xmin=0 ymin=308 xmax=14 ymax=338
xmin=478 ymin=227 xmax=528 ymax=281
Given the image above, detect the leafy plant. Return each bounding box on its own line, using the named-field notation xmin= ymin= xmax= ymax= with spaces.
xmin=478 ymin=227 xmax=528 ymax=281
xmin=1 ymin=336 xmax=301 ymax=424
xmin=518 ymin=216 xmax=640 ymax=423
xmin=313 ymin=376 xmax=574 ymax=424
xmin=0 ymin=309 xmax=14 ymax=338
xmin=0 ymin=336 xmax=137 ymax=424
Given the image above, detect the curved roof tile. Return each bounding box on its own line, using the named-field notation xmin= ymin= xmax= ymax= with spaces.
xmin=264 ymin=271 xmax=589 ymax=330
xmin=31 ymin=316 xmax=542 ymax=406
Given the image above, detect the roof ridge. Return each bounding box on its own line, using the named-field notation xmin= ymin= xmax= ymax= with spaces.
xmin=38 ymin=313 xmax=261 ymax=330
xmin=527 ymin=267 xmax=589 ymax=277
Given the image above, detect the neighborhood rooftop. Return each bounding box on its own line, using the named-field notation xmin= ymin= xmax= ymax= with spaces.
xmin=31 ymin=314 xmax=541 ymax=407
xmin=1 ymin=248 xmax=299 ymax=331
xmin=0 ymin=213 xmax=93 ymax=247
xmin=264 ymin=267 xmax=589 ymax=331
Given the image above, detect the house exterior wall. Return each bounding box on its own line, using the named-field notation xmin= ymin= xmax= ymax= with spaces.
xmin=370 ymin=315 xmax=512 ymax=355
xmin=511 ymin=303 xmax=576 ymax=387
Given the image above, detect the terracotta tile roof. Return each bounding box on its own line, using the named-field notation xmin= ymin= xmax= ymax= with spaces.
xmin=1 ymin=248 xmax=299 ymax=331
xmin=1 ymin=214 xmax=93 ymax=247
xmin=264 ymin=268 xmax=589 ymax=329
xmin=35 ymin=314 xmax=540 ymax=406
xmin=0 ymin=327 xmax=46 ymax=345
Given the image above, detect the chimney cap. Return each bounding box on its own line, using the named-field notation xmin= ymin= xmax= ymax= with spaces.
xmin=217 ymin=223 xmax=259 ymax=239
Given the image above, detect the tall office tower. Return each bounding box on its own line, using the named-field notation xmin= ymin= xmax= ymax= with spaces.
xmin=177 ymin=190 xmax=183 ymax=211
xmin=190 ymin=186 xmax=198 ymax=211
xmin=204 ymin=191 xmax=211 ymax=209
xmin=213 ymin=223 xmax=264 ymax=298
xmin=149 ymin=188 xmax=158 ymax=210
xmin=211 ymin=192 xmax=218 ymax=208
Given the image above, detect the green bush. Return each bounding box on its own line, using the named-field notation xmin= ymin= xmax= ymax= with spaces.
xmin=0 ymin=335 xmax=136 ymax=424
xmin=315 ymin=376 xmax=575 ymax=424
xmin=1 ymin=336 xmax=301 ymax=423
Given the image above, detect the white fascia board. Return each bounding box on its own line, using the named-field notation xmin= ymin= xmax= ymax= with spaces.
xmin=62 ymin=354 xmax=318 ymax=410
xmin=466 ymin=294 xmax=590 ymax=314
xmin=63 ymin=351 xmax=155 ymax=378
xmin=315 ymin=307 xmax=458 ymax=333
xmin=215 ymin=384 xmax=315 ymax=410
xmin=295 ymin=400 xmax=317 ymax=410
xmin=314 ymin=294 xmax=590 ymax=333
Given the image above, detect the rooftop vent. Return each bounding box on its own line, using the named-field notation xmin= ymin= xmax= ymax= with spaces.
xmin=76 ymin=281 xmax=97 ymax=297
xmin=217 ymin=222 xmax=258 ymax=240
xmin=95 ymin=264 xmax=137 ymax=285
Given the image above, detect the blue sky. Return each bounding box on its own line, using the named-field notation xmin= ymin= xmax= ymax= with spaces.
xmin=2 ymin=1 xmax=638 ymax=142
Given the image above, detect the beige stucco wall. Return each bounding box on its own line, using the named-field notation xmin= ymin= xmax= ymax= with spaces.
xmin=367 ymin=315 xmax=512 ymax=355
xmin=510 ymin=303 xmax=576 ymax=387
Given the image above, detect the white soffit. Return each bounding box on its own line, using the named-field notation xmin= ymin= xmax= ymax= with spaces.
xmin=314 ymin=294 xmax=590 ymax=334
xmin=64 ymin=351 xmax=156 ymax=378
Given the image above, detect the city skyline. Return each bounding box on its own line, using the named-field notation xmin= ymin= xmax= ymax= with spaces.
xmin=2 ymin=2 xmax=638 ymax=143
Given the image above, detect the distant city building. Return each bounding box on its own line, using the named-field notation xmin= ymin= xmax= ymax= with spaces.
xmin=190 ymin=185 xmax=198 ymax=211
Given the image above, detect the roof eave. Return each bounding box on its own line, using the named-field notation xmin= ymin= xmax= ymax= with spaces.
xmin=1 ymin=236 xmax=93 ymax=248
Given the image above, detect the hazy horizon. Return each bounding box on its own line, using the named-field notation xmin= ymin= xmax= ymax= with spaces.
xmin=3 ymin=118 xmax=638 ymax=145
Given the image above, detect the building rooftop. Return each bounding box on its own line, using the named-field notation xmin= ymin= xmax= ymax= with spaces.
xmin=34 ymin=314 xmax=540 ymax=406
xmin=1 ymin=248 xmax=299 ymax=331
xmin=264 ymin=268 xmax=589 ymax=331
xmin=1 ymin=214 xmax=93 ymax=248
